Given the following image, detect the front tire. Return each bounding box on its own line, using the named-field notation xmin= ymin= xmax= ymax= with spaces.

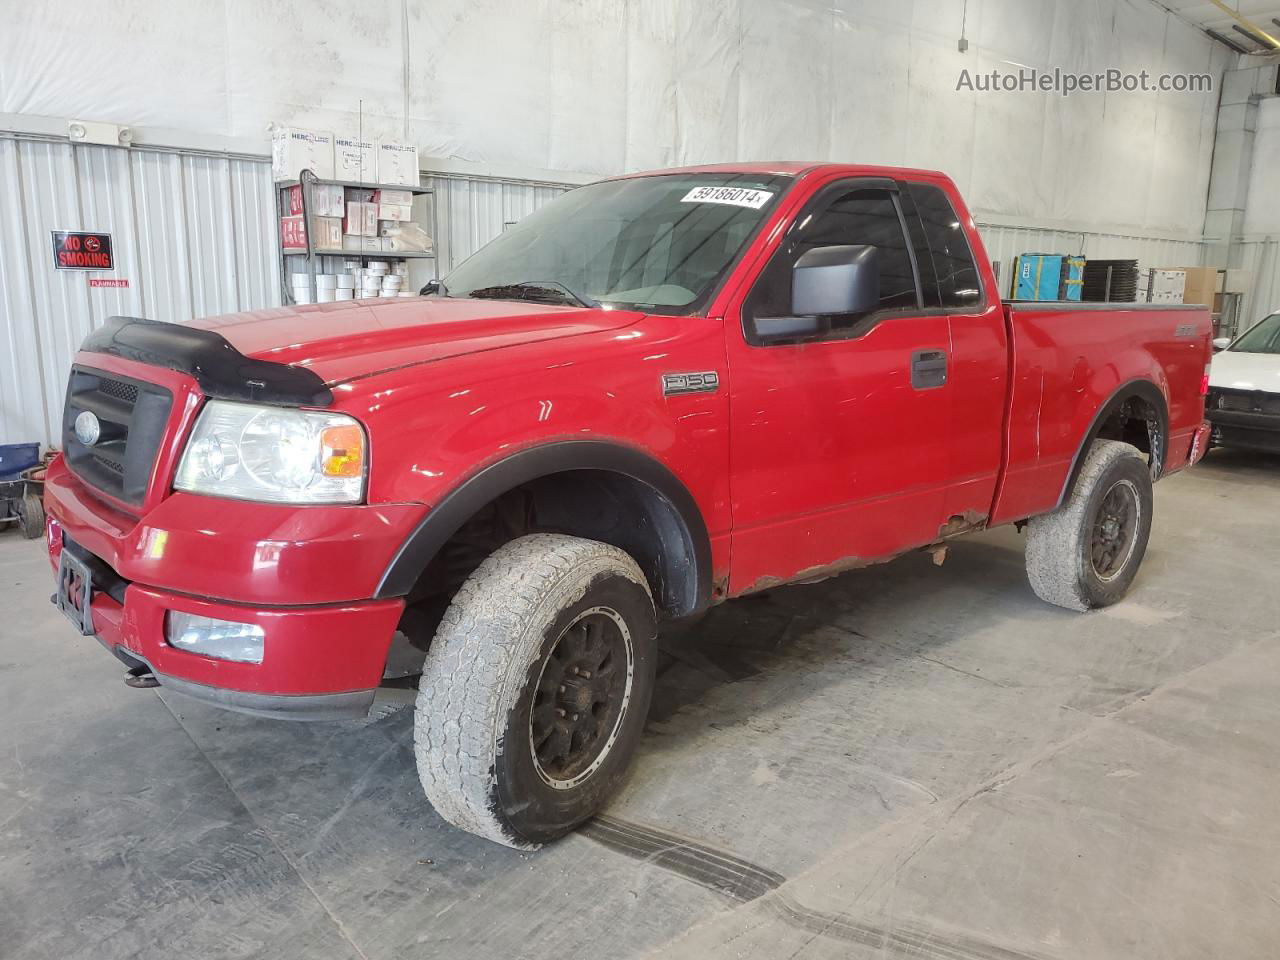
xmin=414 ymin=534 xmax=657 ymax=848
xmin=1025 ymin=440 xmax=1154 ymax=611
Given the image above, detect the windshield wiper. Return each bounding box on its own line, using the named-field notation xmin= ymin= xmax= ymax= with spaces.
xmin=465 ymin=280 xmax=599 ymax=309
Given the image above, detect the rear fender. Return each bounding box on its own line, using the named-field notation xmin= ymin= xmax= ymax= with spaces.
xmin=1056 ymin=378 xmax=1168 ymax=508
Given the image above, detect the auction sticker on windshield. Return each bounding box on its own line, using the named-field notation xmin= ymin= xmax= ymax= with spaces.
xmin=681 ymin=186 xmax=774 ymax=209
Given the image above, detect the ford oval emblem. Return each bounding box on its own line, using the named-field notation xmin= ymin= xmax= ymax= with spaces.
xmin=74 ymin=410 xmax=101 ymax=447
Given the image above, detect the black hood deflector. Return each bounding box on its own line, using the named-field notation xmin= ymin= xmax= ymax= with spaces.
xmin=80 ymin=316 xmax=333 ymax=407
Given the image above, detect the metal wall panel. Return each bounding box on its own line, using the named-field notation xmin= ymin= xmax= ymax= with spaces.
xmin=0 ymin=138 xmax=281 ymax=447
xmin=0 ymin=139 xmax=49 ymax=444
xmin=975 ymin=222 xmax=1208 ymax=298
xmin=1236 ymin=239 xmax=1280 ymax=330
xmin=425 ymin=174 xmax=567 ymax=274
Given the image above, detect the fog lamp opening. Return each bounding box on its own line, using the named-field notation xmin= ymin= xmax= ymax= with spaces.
xmin=166 ymin=611 xmax=265 ymax=664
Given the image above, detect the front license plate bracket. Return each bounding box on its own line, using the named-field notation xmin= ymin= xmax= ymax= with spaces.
xmin=56 ymin=550 xmax=95 ymax=637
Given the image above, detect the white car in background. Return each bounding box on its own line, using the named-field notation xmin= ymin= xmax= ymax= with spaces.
xmin=1207 ymin=311 xmax=1280 ymax=453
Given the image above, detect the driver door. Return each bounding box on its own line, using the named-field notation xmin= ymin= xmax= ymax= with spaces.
xmin=723 ymin=178 xmax=955 ymax=593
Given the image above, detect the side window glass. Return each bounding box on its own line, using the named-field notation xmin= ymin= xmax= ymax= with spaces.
xmin=906 ymin=183 xmax=983 ymax=309
xmin=747 ymin=187 xmax=919 ymax=331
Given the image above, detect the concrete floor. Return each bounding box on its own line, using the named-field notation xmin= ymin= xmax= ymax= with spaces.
xmin=3 ymin=448 xmax=1279 ymax=960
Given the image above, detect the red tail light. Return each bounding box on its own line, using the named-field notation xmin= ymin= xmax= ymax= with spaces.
xmin=1200 ymin=363 xmax=1211 ymax=397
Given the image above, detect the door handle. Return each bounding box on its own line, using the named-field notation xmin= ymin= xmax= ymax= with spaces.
xmin=911 ymin=349 xmax=948 ymax=390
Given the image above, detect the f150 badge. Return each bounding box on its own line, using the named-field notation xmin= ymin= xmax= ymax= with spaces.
xmin=662 ymin=372 xmax=720 ymax=396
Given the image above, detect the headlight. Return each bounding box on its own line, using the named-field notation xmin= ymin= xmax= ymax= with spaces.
xmin=175 ymin=401 xmax=366 ymax=504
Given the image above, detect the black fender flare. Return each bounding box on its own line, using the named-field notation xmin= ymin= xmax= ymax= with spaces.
xmin=1056 ymin=378 xmax=1168 ymax=508
xmin=374 ymin=440 xmax=714 ymax=613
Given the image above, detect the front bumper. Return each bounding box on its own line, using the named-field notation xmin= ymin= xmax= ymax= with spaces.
xmin=44 ymin=457 xmax=414 ymax=720
xmin=1207 ymin=409 xmax=1280 ymax=453
xmin=44 ymin=456 xmax=426 ymax=606
xmin=51 ymin=529 xmax=405 ymax=719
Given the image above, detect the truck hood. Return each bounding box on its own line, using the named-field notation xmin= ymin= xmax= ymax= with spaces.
xmin=189 ymin=297 xmax=644 ymax=385
xmin=1209 ymin=349 xmax=1280 ymax=394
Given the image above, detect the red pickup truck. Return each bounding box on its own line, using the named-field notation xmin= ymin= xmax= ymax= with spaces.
xmin=45 ymin=162 xmax=1212 ymax=848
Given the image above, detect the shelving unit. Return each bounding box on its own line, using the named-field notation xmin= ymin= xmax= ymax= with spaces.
xmin=274 ymin=168 xmax=439 ymax=305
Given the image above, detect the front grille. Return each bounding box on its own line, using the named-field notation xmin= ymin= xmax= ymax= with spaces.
xmin=62 ymin=368 xmax=174 ymax=508
xmin=97 ymin=378 xmax=139 ymax=404
xmin=1210 ymin=388 xmax=1280 ymax=416
xmin=93 ymin=454 xmax=126 ymax=476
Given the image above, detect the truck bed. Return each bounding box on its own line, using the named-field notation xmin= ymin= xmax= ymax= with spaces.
xmin=992 ymin=301 xmax=1212 ymax=525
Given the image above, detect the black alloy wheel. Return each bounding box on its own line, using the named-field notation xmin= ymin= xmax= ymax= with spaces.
xmin=530 ymin=606 xmax=634 ymax=790
xmin=1090 ymin=478 xmax=1141 ymax=582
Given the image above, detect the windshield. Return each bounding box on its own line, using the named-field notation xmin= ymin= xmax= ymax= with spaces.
xmin=443 ymin=173 xmax=792 ymax=314
xmin=1230 ymin=313 xmax=1280 ymax=354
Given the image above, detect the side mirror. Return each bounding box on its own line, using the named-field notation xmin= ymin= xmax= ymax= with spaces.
xmin=420 ymin=279 xmax=443 ymax=297
xmin=1212 ymin=337 xmax=1231 ymax=352
xmin=754 ymin=245 xmax=881 ymax=344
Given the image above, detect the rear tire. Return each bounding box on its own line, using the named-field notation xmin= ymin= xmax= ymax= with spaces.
xmin=1025 ymin=440 xmax=1153 ymax=611
xmin=414 ymin=534 xmax=657 ymax=848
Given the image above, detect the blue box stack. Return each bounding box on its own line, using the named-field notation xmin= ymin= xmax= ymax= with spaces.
xmin=1012 ymin=254 xmax=1086 ymax=302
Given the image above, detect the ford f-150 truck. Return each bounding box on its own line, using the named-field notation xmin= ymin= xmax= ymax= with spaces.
xmin=44 ymin=162 xmax=1212 ymax=848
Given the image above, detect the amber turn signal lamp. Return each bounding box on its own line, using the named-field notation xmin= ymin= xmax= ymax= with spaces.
xmin=321 ymin=424 xmax=365 ymax=478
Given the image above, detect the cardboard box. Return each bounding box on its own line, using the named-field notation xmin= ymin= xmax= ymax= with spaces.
xmin=286 ymin=183 xmax=345 ymax=218
xmin=313 ymin=216 xmax=342 ymax=250
xmin=314 ymin=184 xmax=345 ymax=218
xmin=334 ymin=136 xmax=377 ymax=183
xmin=374 ymin=189 xmax=414 ymax=206
xmin=377 ymin=202 xmax=413 ymax=222
xmin=1145 ymin=269 xmax=1186 ymax=304
xmin=377 ymin=140 xmax=420 ymax=187
xmin=280 ymin=215 xmax=307 ymax=250
xmin=343 ymin=201 xmax=378 ymax=237
xmin=271 ymin=128 xmax=334 ymax=181
xmin=1180 ymin=267 xmax=1219 ymax=308
xmin=279 ymin=215 xmax=342 ymax=250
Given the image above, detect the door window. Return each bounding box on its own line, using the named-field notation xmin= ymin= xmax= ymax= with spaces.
xmin=904 ymin=182 xmax=983 ymax=309
xmin=745 ymin=186 xmax=920 ymax=342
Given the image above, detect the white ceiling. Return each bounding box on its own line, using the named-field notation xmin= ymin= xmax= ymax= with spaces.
xmin=1160 ymin=0 xmax=1280 ymax=51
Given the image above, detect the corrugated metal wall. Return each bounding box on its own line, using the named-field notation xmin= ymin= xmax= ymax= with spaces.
xmin=974 ymin=222 xmax=1208 ymax=298
xmin=0 ymin=138 xmax=1248 ymax=450
xmin=1236 ymin=239 xmax=1280 ymax=331
xmin=0 ymin=137 xmax=279 ymax=447
xmin=0 ymin=142 xmax=574 ymax=448
xmin=424 ymin=174 xmax=567 ymax=273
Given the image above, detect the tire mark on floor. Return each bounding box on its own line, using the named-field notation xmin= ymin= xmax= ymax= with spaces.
xmin=582 ymin=815 xmax=1053 ymax=960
